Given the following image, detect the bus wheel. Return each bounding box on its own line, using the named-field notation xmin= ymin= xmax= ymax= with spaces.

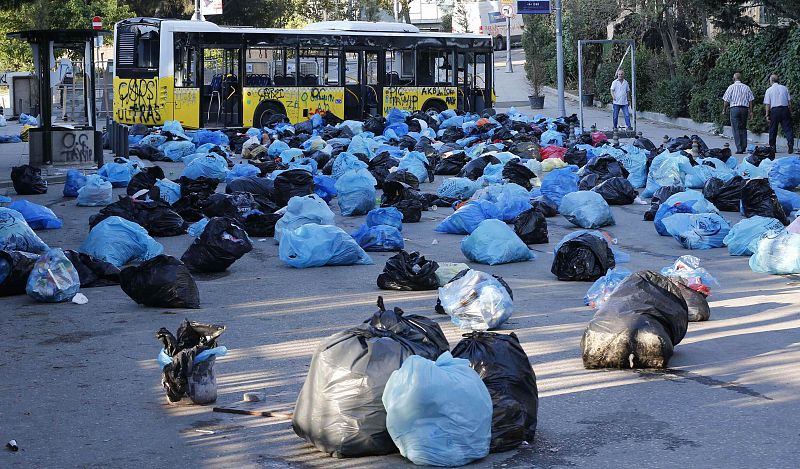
xmin=421 ymin=99 xmax=447 ymax=114
xmin=254 ymin=101 xmax=287 ymax=128
xmin=494 ymin=35 xmax=505 ymax=51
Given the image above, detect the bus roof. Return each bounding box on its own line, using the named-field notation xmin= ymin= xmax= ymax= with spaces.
xmin=303 ymin=21 xmax=420 ymax=34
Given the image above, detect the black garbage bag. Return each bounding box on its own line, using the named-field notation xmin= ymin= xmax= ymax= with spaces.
xmin=507 ymin=141 xmax=540 ymax=160
xmin=127 ymin=166 xmax=165 ymax=196
xmin=592 ymin=177 xmax=637 ymax=205
xmin=452 ymin=332 xmax=538 ymax=453
xmin=577 ymin=155 xmax=629 ymax=185
xmin=202 ymin=192 xmax=258 ymax=222
xmin=384 ymin=169 xmax=420 ymax=190
xmin=513 ymin=208 xmax=548 ymax=244
xmin=120 ymin=255 xmax=200 ymax=308
xmin=250 ymin=159 xmax=284 ymax=176
xmin=530 ymin=197 xmax=558 ymax=218
xmin=551 ymin=233 xmax=615 ymax=281
xmin=747 ymin=146 xmax=776 ymax=166
xmin=741 ymin=178 xmax=789 ymax=225
xmin=243 ymin=211 xmax=281 ymax=237
xmin=157 ymin=319 xmax=225 ymax=402
xmin=581 ymin=271 xmax=689 ymax=369
xmin=63 ymin=249 xmax=120 ymax=288
xmin=130 ymin=144 xmax=168 ymax=162
xmin=665 ymin=135 xmax=693 ymax=152
xmin=435 ymin=151 xmax=470 ymax=175
xmin=172 ymin=193 xmax=206 ymax=223
xmin=273 ymin=169 xmax=314 ymax=207
xmin=643 ymin=185 xmax=684 ymax=221
xmin=11 ymin=165 xmax=47 ymax=195
xmin=564 ymin=146 xmax=588 ymax=167
xmin=292 ymin=296 xmax=449 ymax=458
xmin=458 ymin=154 xmax=502 ymax=180
xmin=671 ymin=280 xmax=710 ymax=322
xmin=377 ymin=250 xmax=440 ymax=291
xmin=413 ymin=136 xmax=435 ymax=156
xmin=440 ymin=126 xmax=466 ymax=143
xmin=367 ymin=151 xmax=398 ymax=189
xmin=702 ymin=176 xmax=745 ymax=212
xmin=633 ymin=137 xmax=657 ymax=152
xmin=706 ymin=147 xmax=733 ymax=163
xmin=502 ymin=159 xmax=536 ymax=190
xmin=380 ymin=180 xmax=428 ymax=208
xmin=363 ymin=116 xmax=386 ymax=134
xmin=0 ymin=250 xmax=39 ymax=296
xmin=90 ymin=197 xmax=186 ymax=237
xmin=178 ymin=176 xmax=219 ymax=198
xmin=181 ymin=217 xmax=253 ymax=272
xmin=225 ymin=176 xmax=274 ymax=198
xmin=391 ymin=199 xmax=424 ymax=223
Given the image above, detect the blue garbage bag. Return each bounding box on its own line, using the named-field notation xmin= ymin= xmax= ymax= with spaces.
xmin=278 ymin=224 xmax=373 ymax=268
xmin=737 ymin=158 xmax=774 ymax=179
xmin=397 ymin=151 xmax=429 ymax=183
xmin=367 ymin=207 xmax=403 ymax=230
xmin=768 ymin=156 xmax=800 ymax=190
xmin=351 ymin=224 xmax=404 ymax=251
xmin=79 ymin=216 xmax=164 ymax=267
xmin=386 ymin=108 xmax=409 ymax=125
xmin=335 ymin=169 xmax=377 ymax=216
xmin=280 ymin=147 xmax=305 ymax=162
xmin=559 ymin=191 xmax=615 ymax=229
xmin=182 ymin=154 xmax=229 ymax=181
xmin=332 ymin=151 xmax=368 ymax=180
xmin=440 ymin=115 xmax=465 ymax=129
xmin=313 ymin=174 xmax=337 ymax=202
xmin=348 ymin=134 xmax=376 ymax=158
xmin=664 ymin=190 xmax=719 ymax=214
xmin=20 ymin=113 xmax=38 ymax=126
xmin=340 ymin=120 xmax=363 ymax=135
xmin=192 ymin=129 xmax=229 ymax=147
xmin=274 ymin=194 xmax=336 ymax=242
xmin=772 ymin=186 xmax=800 ymax=214
xmin=643 ymin=150 xmax=692 ymax=198
xmin=163 ymin=120 xmax=186 ymax=136
xmin=661 ymin=212 xmax=731 ymax=249
xmin=187 ymin=218 xmax=210 ymax=238
xmin=8 ymin=200 xmax=62 ymax=229
xmin=0 ymin=207 xmax=49 ymax=253
xmin=268 ymin=139 xmax=290 ymax=158
xmin=617 ymin=145 xmax=649 ymax=188
xmin=437 ymin=269 xmax=514 ymax=330
xmin=480 ymin=163 xmax=504 ymax=185
xmin=0 ymin=135 xmax=23 ymax=143
xmin=540 ymin=166 xmax=579 ymax=208
xmin=749 ymin=231 xmax=800 ymax=274
xmin=158 ymin=140 xmax=196 ymax=162
xmin=436 ymin=199 xmax=501 ymax=234
xmin=139 ymin=134 xmax=167 ymax=147
xmin=385 ymin=122 xmax=409 ymax=138
xmin=654 ymin=201 xmax=698 ymax=236
xmin=226 ymin=163 xmax=260 ymax=184
xmin=63 ymin=169 xmax=87 ymax=197
xmin=478 ymin=183 xmax=534 ymax=221
xmin=539 ymin=124 xmax=564 ymax=146
xmin=437 ymin=177 xmax=480 ymax=199
xmin=382 ymin=352 xmax=492 ymax=467
xmin=98 ymin=161 xmax=136 ymax=187
xmin=155 ymin=178 xmax=181 ymax=205
xmin=461 ymin=219 xmax=535 ymax=265
xmin=77 ymin=175 xmax=113 ymax=207
xmin=25 ymin=248 xmax=80 ymax=303
xmin=584 ymin=267 xmax=631 ymax=308
xmin=723 ymin=216 xmax=785 ymax=256
xmin=245 ymin=127 xmax=262 ymax=139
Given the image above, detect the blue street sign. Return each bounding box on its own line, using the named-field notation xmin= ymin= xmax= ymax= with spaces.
xmin=487 ymin=11 xmax=504 ymax=24
xmin=517 ymin=0 xmax=551 ymax=14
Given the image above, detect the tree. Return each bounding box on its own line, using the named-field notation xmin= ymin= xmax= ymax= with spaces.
xmin=522 ymin=15 xmax=553 ymax=97
xmin=452 ymin=0 xmax=469 ymax=33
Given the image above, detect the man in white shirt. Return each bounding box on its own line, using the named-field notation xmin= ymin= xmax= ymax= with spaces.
xmin=610 ymin=69 xmax=631 ymax=130
xmin=722 ymin=72 xmax=755 ymax=154
xmin=764 ymin=74 xmax=794 ymax=154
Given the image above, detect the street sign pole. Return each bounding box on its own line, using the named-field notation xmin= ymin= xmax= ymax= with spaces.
xmin=555 ymin=0 xmax=565 ymax=117
xmin=505 ymin=15 xmax=513 ymax=73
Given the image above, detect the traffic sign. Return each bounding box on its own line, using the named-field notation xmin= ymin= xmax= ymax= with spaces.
xmin=92 ymin=16 xmax=102 ymax=30
xmin=517 ymin=0 xmax=551 ymax=14
xmin=501 ymin=5 xmax=514 ymax=18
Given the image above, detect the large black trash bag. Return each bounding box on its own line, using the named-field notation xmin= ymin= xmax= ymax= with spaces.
xmin=458 ymin=154 xmax=502 ymax=180
xmin=707 ymin=147 xmax=733 ymax=163
xmin=452 ymin=332 xmax=538 ymax=453
xmin=413 ymin=136 xmax=435 ymax=156
xmin=127 ymin=166 xmax=165 ymax=196
xmin=384 ymin=168 xmax=420 ymax=190
xmin=157 ymin=320 xmax=225 ymax=402
xmin=368 ymin=151 xmax=399 ymax=189
xmin=129 ymin=144 xmax=168 ymax=162
xmin=746 ymin=145 xmax=775 ymax=166
xmin=577 ymin=155 xmax=629 ymax=187
xmin=581 ymin=271 xmax=689 ymax=369
xmin=513 ymin=208 xmax=549 ymax=244
xmin=377 ymin=250 xmax=440 ymax=291
xmin=671 ymin=280 xmax=710 ymax=322
xmin=381 ymin=180 xmax=429 ymax=208
xmin=391 ymin=199 xmax=424 ymax=223
xmin=11 ymin=164 xmax=47 ymax=195
xmin=530 ymin=196 xmax=558 ymax=218
xmin=564 ymin=146 xmax=588 ymax=167
xmin=643 ymin=185 xmax=684 ymax=221
xmin=363 ymin=115 xmax=386 ymax=134
xmin=225 ymin=176 xmax=274 ymax=198
xmin=273 ymin=169 xmax=314 ymax=207
xmin=435 ymin=150 xmax=470 ymax=175
xmin=181 ymin=217 xmax=253 ymax=272
xmin=741 ymin=178 xmax=789 ymax=225
xmin=178 ymin=176 xmax=219 ymax=198
xmin=90 ymin=197 xmax=186 ymax=237
xmin=202 ymin=192 xmax=258 ymax=222
xmin=507 ymin=141 xmax=540 ymax=160
xmin=0 ymin=250 xmax=39 ymax=296
xmin=243 ymin=211 xmax=281 ymax=237
xmin=502 ymin=159 xmax=536 ymax=190
xmin=63 ymin=249 xmax=120 ymax=288
xmin=633 ymin=137 xmax=657 ymax=152
xmin=592 ymin=176 xmax=637 ymax=205
xmin=702 ymin=176 xmax=745 ymax=212
xmin=292 ymin=296 xmax=449 ymax=458
xmin=120 ymin=255 xmax=200 ymax=308
xmin=551 ymin=233 xmax=615 ymax=281
xmin=172 ymin=193 xmax=207 ymax=223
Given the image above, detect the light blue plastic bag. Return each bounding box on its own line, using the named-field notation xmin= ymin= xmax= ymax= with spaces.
xmin=437 ymin=269 xmax=513 ymax=330
xmin=79 ymin=216 xmax=164 ymax=267
xmin=723 ymin=216 xmax=785 ymax=256
xmin=366 ymin=207 xmax=403 ymax=230
xmin=616 ymin=145 xmax=649 ymax=188
xmin=382 ymin=352 xmax=492 ymax=467
xmin=313 ymin=174 xmax=337 ymax=202
xmin=63 ymin=169 xmax=87 ymax=197
xmin=0 ymin=207 xmax=49 ymax=253
xmin=772 ymin=186 xmax=800 ymax=214
xmin=540 ymin=166 xmax=579 ymax=208
xmin=182 ymin=154 xmax=229 ymax=181
xmin=155 ymin=178 xmax=181 ymax=205
xmin=348 ymin=134 xmax=376 ymax=158
xmin=768 ymin=156 xmax=800 ymax=190
xmin=25 ymin=248 xmax=80 ymax=303
xmin=187 ymin=218 xmax=210 ymax=238
xmin=335 ymin=169 xmax=377 ymax=216
xmin=664 ymin=190 xmax=719 ymax=214
xmin=654 ymin=200 xmax=698 ymax=236
xmin=8 ymin=200 xmax=61 ymax=230
xmin=584 ymin=267 xmax=631 ymax=308
xmin=661 ymin=212 xmax=731 ymax=249
xmin=737 ymin=158 xmax=774 ymax=179
xmin=461 ymin=219 xmax=535 ymax=265
xmin=98 ymin=161 xmax=137 ymax=187
xmin=139 ymin=134 xmax=168 ymax=147
xmin=77 ymin=174 xmax=113 ymax=207
xmin=351 ymin=224 xmax=404 ymax=251
xmin=437 ymin=177 xmax=480 ymax=199
xmin=749 ymin=231 xmax=800 ymax=274
xmin=268 ymin=139 xmax=290 ymax=158
xmin=539 ymin=124 xmax=564 ymax=146
xmin=278 ymin=224 xmax=373 ymax=268
xmin=274 ymin=194 xmax=336 ymax=242
xmin=331 ymin=152 xmax=368 ymax=180
xmin=397 ymin=151 xmax=429 ymax=183
xmin=162 ymin=120 xmax=186 ymax=136
xmin=559 ymin=190 xmax=615 ymax=229
xmin=192 ymin=129 xmax=229 ymax=147
xmin=225 ymin=163 xmax=260 ymax=184
xmin=643 ymin=150 xmax=692 ymax=198
xmin=435 ymin=199 xmax=501 ymax=234
xmin=159 ymin=140 xmax=196 ymax=162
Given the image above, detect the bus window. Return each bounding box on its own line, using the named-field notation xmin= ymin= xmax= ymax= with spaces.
xmin=245 ymin=47 xmax=278 ymax=86
xmin=344 ymin=52 xmax=360 ymax=85
xmin=115 ymin=22 xmax=160 ymax=77
xmin=298 ymin=48 xmax=339 ymax=86
xmin=385 ymin=50 xmax=412 ymax=86
xmin=174 ymin=45 xmax=197 ymax=87
xmin=137 ymin=30 xmax=160 ymax=69
xmin=400 ymin=50 xmax=414 ymax=81
xmin=416 ymin=49 xmax=453 ymax=86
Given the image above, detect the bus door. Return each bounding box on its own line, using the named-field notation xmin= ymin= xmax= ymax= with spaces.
xmin=402 ymin=48 xmax=456 ymax=114
xmin=343 ymin=50 xmax=363 ymax=120
xmin=200 ymin=46 xmax=243 ymax=128
xmin=458 ymin=51 xmax=491 ymax=113
xmin=173 ymin=33 xmax=200 ymax=129
xmin=365 ymin=50 xmax=384 ymax=116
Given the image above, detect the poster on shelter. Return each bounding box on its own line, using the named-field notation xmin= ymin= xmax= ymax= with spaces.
xmin=201 ymin=0 xmax=223 ymax=15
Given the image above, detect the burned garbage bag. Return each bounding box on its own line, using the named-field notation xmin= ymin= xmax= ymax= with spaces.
xmin=279 ymin=224 xmax=372 ymax=268
xmin=377 ymin=250 xmax=439 ymax=291
xmin=551 ymin=232 xmax=615 ymax=281
xmin=25 ymin=248 xmax=81 ymax=303
xmin=438 ymin=269 xmax=514 ymax=330
xmin=63 ymin=249 xmax=121 ymax=288
xmin=157 ymin=320 xmax=226 ymax=402
xmin=181 ymin=217 xmax=253 ymax=272
xmin=8 ymin=200 xmax=62 ymax=229
xmin=702 ymin=176 xmax=745 ymax=212
xmin=581 ymin=271 xmax=689 ymax=369
xmin=351 ymin=224 xmax=404 ymax=252
xmin=559 ymin=191 xmax=615 ymax=229
xmin=292 ymin=297 xmax=448 ymax=458
xmin=121 ymin=255 xmax=200 ymax=308
xmin=461 ymin=219 xmax=535 ymax=265
xmin=11 ymin=164 xmax=47 ymax=195
xmin=591 ymin=177 xmax=637 ymax=205
xmin=741 ymin=178 xmax=790 ymax=225
xmin=452 ymin=332 xmax=538 ymax=453
xmin=0 ymin=207 xmax=49 ymax=254
xmin=0 ymin=250 xmax=39 ymax=296
xmin=80 ymin=216 xmax=163 ymax=267
xmin=513 ymin=208 xmax=548 ymax=244
xmin=382 ymin=352 xmax=493 ymax=467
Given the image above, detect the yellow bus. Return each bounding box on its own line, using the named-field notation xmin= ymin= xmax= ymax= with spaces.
xmin=112 ymin=18 xmax=494 ymax=129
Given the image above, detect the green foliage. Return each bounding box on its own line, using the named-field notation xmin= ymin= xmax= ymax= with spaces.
xmin=522 ymin=15 xmax=554 ymax=96
xmin=440 ymin=13 xmax=452 ymax=32
xmin=652 ymin=75 xmax=692 ymax=118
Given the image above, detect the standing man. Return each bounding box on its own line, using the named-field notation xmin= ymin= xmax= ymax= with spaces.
xmin=722 ymin=72 xmax=755 ymax=154
xmin=764 ymin=74 xmax=794 ymax=154
xmin=610 ymin=69 xmax=632 ymax=130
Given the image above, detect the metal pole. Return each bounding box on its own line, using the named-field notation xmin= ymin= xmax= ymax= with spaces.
xmin=555 ymin=0 xmax=566 ymax=117
xmin=630 ymin=40 xmax=637 ymax=133
xmin=577 ymin=40 xmax=584 ymax=133
xmin=191 ymin=0 xmax=205 ymax=21
xmin=505 ymin=15 xmax=513 ymax=73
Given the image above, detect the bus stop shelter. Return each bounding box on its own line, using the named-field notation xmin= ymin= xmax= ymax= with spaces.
xmin=7 ymin=29 xmax=109 ymax=167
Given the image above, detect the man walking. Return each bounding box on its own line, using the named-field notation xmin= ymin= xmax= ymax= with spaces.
xmin=722 ymin=72 xmax=755 ymax=154
xmin=764 ymin=74 xmax=794 ymax=154
xmin=610 ymin=69 xmax=632 ymax=130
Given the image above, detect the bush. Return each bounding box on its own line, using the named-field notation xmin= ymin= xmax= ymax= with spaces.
xmin=652 ymin=75 xmax=693 ymax=118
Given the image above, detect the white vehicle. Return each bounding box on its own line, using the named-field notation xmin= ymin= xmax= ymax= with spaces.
xmin=452 ymin=1 xmax=524 ymax=51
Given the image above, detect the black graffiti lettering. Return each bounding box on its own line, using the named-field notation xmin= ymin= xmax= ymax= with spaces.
xmin=445 ymin=97 xmax=457 ymax=105
xmin=257 ymin=87 xmax=286 ymax=101
xmin=59 ymin=132 xmax=93 ymax=163
xmin=384 ymin=88 xmax=420 ymax=109
xmin=420 ymin=87 xmax=452 ymax=97
xmin=309 ymin=87 xmax=337 ymax=103
xmin=116 ymin=78 xmax=163 ymax=124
